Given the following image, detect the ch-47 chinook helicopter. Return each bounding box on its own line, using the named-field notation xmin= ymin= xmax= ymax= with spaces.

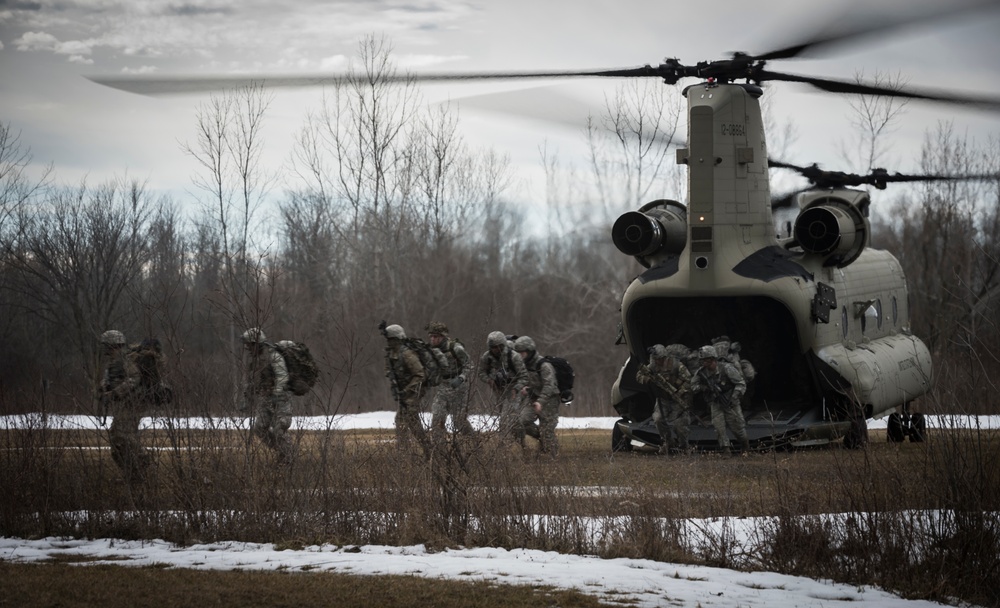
xmin=90 ymin=6 xmax=1000 ymax=452
xmin=609 ymin=150 xmax=998 ymax=453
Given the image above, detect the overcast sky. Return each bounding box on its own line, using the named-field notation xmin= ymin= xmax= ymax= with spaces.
xmin=2 ymin=0 xmax=1000 ymax=215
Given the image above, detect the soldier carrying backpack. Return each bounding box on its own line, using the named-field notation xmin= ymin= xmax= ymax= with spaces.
xmin=96 ymin=329 xmax=157 ymax=484
xmin=380 ymin=322 xmax=431 ymax=450
xmin=240 ymin=327 xmax=317 ymax=464
xmin=513 ymin=336 xmax=565 ymax=457
xmin=425 ymin=321 xmax=474 ymax=440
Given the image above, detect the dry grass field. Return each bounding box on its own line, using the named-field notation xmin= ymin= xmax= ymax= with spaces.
xmin=2 ymin=423 xmax=999 ymax=606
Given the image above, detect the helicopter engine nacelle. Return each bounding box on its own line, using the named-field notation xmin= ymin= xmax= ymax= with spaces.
xmin=792 ymin=191 xmax=870 ymax=268
xmin=612 ymin=199 xmax=687 ymax=268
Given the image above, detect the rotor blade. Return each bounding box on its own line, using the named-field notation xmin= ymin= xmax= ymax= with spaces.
xmin=770 ymin=158 xmax=1000 ymax=189
xmin=877 ymin=172 xmax=1000 ymax=184
xmin=753 ymin=0 xmax=1000 ymax=61
xmin=767 ymin=159 xmax=808 ymax=172
xmin=755 ymin=68 xmax=1000 ymax=109
xmin=88 ymin=66 xmax=663 ymax=96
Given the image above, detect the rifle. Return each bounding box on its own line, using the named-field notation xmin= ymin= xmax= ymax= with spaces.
xmin=384 ymin=350 xmax=402 ymax=404
xmin=701 ymin=372 xmax=732 ymax=407
xmin=638 ymin=364 xmax=686 ymax=403
xmin=378 ymin=320 xmax=401 ymax=403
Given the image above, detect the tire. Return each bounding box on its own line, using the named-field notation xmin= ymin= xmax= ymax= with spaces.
xmin=886 ymin=413 xmax=905 ymax=442
xmin=908 ymin=413 xmax=927 ymax=442
xmin=611 ymin=419 xmax=633 ymax=453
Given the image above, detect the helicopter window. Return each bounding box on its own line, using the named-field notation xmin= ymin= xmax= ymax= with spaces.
xmin=859 ymin=301 xmax=879 ymax=334
xmin=892 ymin=296 xmax=898 ymax=326
xmin=842 ymin=306 xmax=849 ymax=338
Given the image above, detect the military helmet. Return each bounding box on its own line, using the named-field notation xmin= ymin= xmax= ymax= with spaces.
xmin=100 ymin=329 xmax=126 ymax=346
xmin=647 ymin=344 xmax=669 ymax=360
xmin=241 ymin=327 xmax=267 ymax=344
xmin=513 ymin=335 xmax=536 ymax=353
xmin=425 ymin=321 xmax=449 ymax=336
xmin=487 ymin=331 xmax=507 ymax=348
xmin=698 ymin=345 xmax=718 ymax=360
xmin=730 ymin=341 xmax=742 ymax=354
xmin=384 ymin=324 xmax=406 ymax=340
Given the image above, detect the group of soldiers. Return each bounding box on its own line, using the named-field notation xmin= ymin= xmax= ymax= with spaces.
xmin=95 ymin=322 xmax=755 ymax=485
xmin=383 ymin=323 xmax=563 ymax=457
xmin=636 ymin=336 xmax=755 ymax=455
xmin=95 ymin=326 xmax=299 ymax=483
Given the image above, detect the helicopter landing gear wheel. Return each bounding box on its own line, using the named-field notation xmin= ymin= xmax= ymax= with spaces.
xmin=887 ymin=413 xmax=905 ymax=442
xmin=611 ymin=419 xmax=632 ymax=453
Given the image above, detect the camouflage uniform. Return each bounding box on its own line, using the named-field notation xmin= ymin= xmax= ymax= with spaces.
xmin=690 ymin=345 xmax=749 ymax=453
xmin=636 ymin=344 xmax=693 ymax=454
xmin=515 ymin=336 xmax=560 ymax=456
xmin=426 ymin=322 xmax=474 ymax=440
xmin=383 ymin=324 xmax=429 ymax=450
xmin=97 ymin=330 xmax=153 ymax=483
xmin=242 ymin=328 xmax=295 ymax=462
xmin=478 ymin=331 xmax=528 ymax=441
xmin=713 ymin=336 xmax=756 ymax=404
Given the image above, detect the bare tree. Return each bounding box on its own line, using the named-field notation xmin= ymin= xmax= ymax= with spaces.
xmin=0 ymin=121 xmax=51 ymax=232
xmin=839 ymin=69 xmax=910 ymax=174
xmin=585 ymin=79 xmax=684 ymax=217
xmin=183 ymin=82 xmax=276 ymax=343
xmin=2 ymin=177 xmax=154 ymax=396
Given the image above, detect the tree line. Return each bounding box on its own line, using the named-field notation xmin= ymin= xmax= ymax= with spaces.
xmin=2 ymin=37 xmax=999 ymax=418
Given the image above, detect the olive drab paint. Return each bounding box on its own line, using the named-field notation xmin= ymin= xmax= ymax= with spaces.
xmin=611 ymin=82 xmax=933 ymax=450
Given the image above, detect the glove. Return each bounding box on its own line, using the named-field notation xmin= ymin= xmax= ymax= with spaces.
xmin=449 ymin=375 xmax=465 ymax=389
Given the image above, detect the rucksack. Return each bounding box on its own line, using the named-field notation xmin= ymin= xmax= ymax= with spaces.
xmin=129 ymin=338 xmax=173 ymax=405
xmin=403 ymin=338 xmax=450 ymax=387
xmin=275 ymin=340 xmax=319 ymax=396
xmin=539 ymin=356 xmax=575 ymax=404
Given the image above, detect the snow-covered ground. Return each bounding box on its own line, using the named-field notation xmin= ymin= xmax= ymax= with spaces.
xmin=3 ymin=412 xmax=995 ymax=606
xmin=3 ymin=411 xmax=998 ymax=431
xmin=0 ymin=536 xmax=957 ymax=608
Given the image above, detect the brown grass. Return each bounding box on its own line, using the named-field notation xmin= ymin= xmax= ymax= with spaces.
xmin=0 ymin=562 xmax=611 ymax=608
xmin=2 ymin=422 xmax=998 ymax=606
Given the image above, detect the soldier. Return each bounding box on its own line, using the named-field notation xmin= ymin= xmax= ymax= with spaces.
xmin=636 ymin=344 xmax=693 ymax=455
xmin=715 ymin=337 xmax=756 ymax=404
xmin=383 ymin=324 xmax=430 ymax=450
xmin=425 ymin=321 xmax=474 ymax=441
xmin=478 ymin=330 xmax=528 ymax=442
xmin=96 ymin=329 xmax=153 ymax=484
xmin=240 ymin=327 xmax=295 ymax=463
xmin=690 ymin=344 xmax=749 ymax=454
xmin=514 ymin=336 xmax=561 ymax=457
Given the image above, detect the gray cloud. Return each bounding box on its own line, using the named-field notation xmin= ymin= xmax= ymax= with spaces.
xmin=163 ymin=3 xmax=234 ymax=17
xmin=0 ymin=1 xmax=44 ymax=10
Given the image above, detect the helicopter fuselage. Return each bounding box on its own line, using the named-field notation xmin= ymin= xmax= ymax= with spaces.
xmin=610 ymin=82 xmax=934 ymax=449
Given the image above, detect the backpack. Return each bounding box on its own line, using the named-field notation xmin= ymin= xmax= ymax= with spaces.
xmin=739 ymin=358 xmax=756 ymax=382
xmin=129 ymin=338 xmax=173 ymax=405
xmin=539 ymin=356 xmax=575 ymax=404
xmin=275 ymin=340 xmax=319 ymax=396
xmin=403 ymin=338 xmax=450 ymax=387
